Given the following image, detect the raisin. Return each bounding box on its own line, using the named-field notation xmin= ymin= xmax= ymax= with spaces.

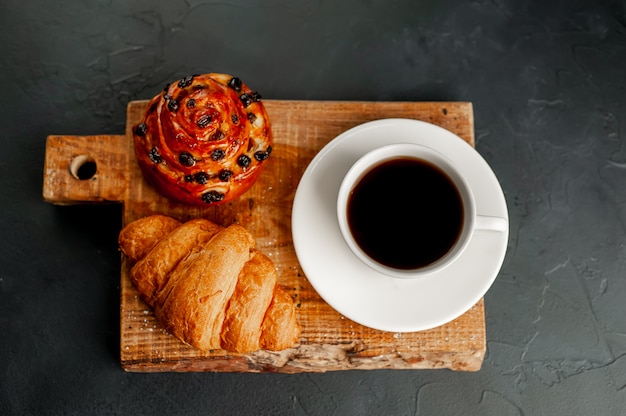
xmin=167 ymin=98 xmax=179 ymax=112
xmin=247 ymin=113 xmax=257 ymax=123
xmin=267 ymin=145 xmax=273 ymax=155
xmin=187 ymin=98 xmax=196 ymax=108
xmin=231 ymin=114 xmax=239 ymax=124
xmin=178 ymin=75 xmax=194 ymax=88
xmin=219 ymin=169 xmax=233 ymax=181
xmin=149 ymin=147 xmax=162 ymax=163
xmin=251 ymin=91 xmax=262 ymax=102
xmin=184 ymin=175 xmax=194 ymax=182
xmin=135 ymin=122 xmax=147 ymax=137
xmin=194 ymin=172 xmax=208 ymax=184
xmin=202 ymin=191 xmax=225 ymax=204
xmin=179 ymin=152 xmax=195 ymax=167
xmin=228 ymin=77 xmax=242 ymax=92
xmin=211 ymin=149 xmax=225 ymax=161
xmin=211 ymin=130 xmax=224 ymax=141
xmin=237 ymin=154 xmax=252 ymax=168
xmin=239 ymin=93 xmax=253 ymax=108
xmin=197 ymin=114 xmax=212 ymax=128
xmin=254 ymin=150 xmax=270 ymax=161
xmin=163 ymin=93 xmax=172 ymax=101
xmin=163 ymin=83 xmax=170 ymax=93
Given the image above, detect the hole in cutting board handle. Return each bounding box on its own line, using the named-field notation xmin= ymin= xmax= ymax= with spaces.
xmin=69 ymin=154 xmax=97 ymax=180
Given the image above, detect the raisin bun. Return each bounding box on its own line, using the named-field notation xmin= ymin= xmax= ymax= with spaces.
xmin=133 ymin=73 xmax=272 ymax=206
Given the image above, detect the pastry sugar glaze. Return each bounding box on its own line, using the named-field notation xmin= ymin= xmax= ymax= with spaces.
xmin=133 ymin=73 xmax=273 ymax=206
xmin=347 ymin=157 xmax=464 ymax=270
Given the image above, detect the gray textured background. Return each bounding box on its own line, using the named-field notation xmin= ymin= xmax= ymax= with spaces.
xmin=1 ymin=0 xmax=625 ymax=415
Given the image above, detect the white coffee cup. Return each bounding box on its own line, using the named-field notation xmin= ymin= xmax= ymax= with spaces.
xmin=337 ymin=143 xmax=507 ymax=279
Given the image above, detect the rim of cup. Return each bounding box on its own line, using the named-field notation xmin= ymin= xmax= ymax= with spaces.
xmin=337 ymin=143 xmax=477 ymax=279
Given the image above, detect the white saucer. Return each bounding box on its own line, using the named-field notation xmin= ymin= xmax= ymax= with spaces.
xmin=291 ymin=119 xmax=509 ymax=332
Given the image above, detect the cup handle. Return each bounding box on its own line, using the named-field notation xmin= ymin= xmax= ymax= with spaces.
xmin=475 ymin=215 xmax=508 ymax=232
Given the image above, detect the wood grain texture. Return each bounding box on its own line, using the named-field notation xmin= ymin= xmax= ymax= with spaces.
xmin=43 ymin=99 xmax=485 ymax=372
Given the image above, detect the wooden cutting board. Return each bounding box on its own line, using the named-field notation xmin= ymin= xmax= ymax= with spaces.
xmin=43 ymin=99 xmax=486 ymax=372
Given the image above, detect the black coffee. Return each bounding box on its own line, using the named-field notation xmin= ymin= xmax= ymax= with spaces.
xmin=346 ymin=157 xmax=464 ymax=270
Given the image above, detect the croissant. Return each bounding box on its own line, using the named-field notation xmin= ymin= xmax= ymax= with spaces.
xmin=132 ymin=73 xmax=273 ymax=206
xmin=118 ymin=215 xmax=300 ymax=353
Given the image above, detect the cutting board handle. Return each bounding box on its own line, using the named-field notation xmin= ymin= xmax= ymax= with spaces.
xmin=43 ymin=135 xmax=129 ymax=205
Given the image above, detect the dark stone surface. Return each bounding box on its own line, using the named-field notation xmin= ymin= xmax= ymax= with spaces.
xmin=1 ymin=0 xmax=625 ymax=414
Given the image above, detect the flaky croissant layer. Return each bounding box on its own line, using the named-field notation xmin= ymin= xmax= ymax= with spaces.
xmin=119 ymin=215 xmax=300 ymax=353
